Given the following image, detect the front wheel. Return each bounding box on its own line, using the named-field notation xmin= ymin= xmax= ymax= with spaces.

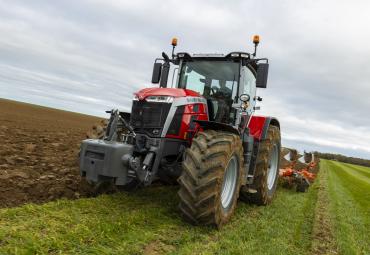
xmin=178 ymin=130 xmax=243 ymax=228
xmin=240 ymin=125 xmax=281 ymax=205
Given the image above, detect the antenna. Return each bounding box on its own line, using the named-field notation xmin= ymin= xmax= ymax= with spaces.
xmin=252 ymin=35 xmax=260 ymax=57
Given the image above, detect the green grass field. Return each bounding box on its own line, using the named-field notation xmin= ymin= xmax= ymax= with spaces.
xmin=324 ymin=160 xmax=370 ymax=254
xmin=0 ymin=160 xmax=369 ymax=255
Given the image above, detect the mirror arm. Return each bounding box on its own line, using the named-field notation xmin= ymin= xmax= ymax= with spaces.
xmin=160 ymin=61 xmax=170 ymax=88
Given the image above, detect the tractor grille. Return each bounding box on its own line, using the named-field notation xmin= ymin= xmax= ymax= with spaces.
xmin=130 ymin=100 xmax=171 ymax=137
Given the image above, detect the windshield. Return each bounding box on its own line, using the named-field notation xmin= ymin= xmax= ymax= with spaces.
xmin=178 ymin=60 xmax=240 ymax=123
xmin=178 ymin=60 xmax=239 ymax=100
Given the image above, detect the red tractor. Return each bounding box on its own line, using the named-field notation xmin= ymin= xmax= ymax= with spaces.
xmin=80 ymin=36 xmax=281 ymax=227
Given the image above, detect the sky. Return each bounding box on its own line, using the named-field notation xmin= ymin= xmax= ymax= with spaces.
xmin=0 ymin=0 xmax=370 ymax=159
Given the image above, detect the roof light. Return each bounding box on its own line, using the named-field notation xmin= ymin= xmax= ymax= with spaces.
xmin=231 ymin=53 xmax=239 ymax=57
xmin=145 ymin=96 xmax=174 ymax=103
xmin=171 ymin=37 xmax=178 ymax=46
xmin=253 ymin=35 xmax=260 ymax=44
xmin=192 ymin=53 xmax=224 ymax=57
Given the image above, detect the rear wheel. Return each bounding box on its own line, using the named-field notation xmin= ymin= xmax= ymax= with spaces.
xmin=241 ymin=125 xmax=281 ymax=205
xmin=178 ymin=130 xmax=243 ymax=228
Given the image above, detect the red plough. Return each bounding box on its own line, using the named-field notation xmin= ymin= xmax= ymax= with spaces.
xmin=279 ymin=148 xmax=319 ymax=192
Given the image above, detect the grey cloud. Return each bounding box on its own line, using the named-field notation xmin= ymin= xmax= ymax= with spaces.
xmin=0 ymin=0 xmax=369 ymax=158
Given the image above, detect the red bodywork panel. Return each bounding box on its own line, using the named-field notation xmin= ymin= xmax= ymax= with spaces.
xmin=135 ymin=88 xmax=200 ymax=100
xmin=248 ymin=116 xmax=268 ymax=141
xmin=134 ymin=87 xmax=270 ymax=142
xmin=133 ymin=87 xmax=207 ymax=140
xmin=166 ymin=103 xmax=208 ymax=140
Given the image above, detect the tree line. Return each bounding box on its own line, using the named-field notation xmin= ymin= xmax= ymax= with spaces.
xmin=314 ymin=151 xmax=370 ymax=168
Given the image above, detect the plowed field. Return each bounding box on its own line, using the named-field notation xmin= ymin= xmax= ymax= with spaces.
xmin=0 ymin=99 xmax=100 ymax=207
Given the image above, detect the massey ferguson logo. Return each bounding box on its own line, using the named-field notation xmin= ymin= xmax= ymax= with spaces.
xmin=187 ymin=97 xmax=207 ymax=104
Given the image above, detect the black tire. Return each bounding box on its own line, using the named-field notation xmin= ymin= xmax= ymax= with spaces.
xmin=158 ymin=167 xmax=181 ymax=185
xmin=241 ymin=125 xmax=281 ymax=205
xmin=86 ymin=119 xmax=109 ymax=139
xmin=178 ymin=130 xmax=243 ymax=228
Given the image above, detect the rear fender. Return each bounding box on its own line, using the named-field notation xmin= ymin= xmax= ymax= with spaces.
xmin=248 ymin=116 xmax=280 ymax=141
xmin=246 ymin=116 xmax=280 ymax=184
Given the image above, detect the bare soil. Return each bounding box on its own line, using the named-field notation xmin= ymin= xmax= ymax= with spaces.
xmin=0 ymin=98 xmax=101 ymax=207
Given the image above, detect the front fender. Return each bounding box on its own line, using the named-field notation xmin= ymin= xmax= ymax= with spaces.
xmin=194 ymin=120 xmax=239 ymax=135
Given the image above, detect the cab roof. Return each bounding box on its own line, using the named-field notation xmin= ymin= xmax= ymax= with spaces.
xmin=176 ymin=52 xmax=251 ymax=60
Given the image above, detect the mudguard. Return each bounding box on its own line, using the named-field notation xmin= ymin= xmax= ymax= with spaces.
xmin=246 ymin=116 xmax=280 ymax=184
xmin=194 ymin=120 xmax=239 ymax=135
xmin=248 ymin=116 xmax=280 ymax=141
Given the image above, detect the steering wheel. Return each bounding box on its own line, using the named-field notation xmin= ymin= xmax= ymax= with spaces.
xmin=211 ymin=86 xmax=219 ymax=96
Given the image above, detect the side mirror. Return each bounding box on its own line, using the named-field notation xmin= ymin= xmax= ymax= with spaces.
xmin=162 ymin=52 xmax=170 ymax=62
xmin=151 ymin=63 xmax=162 ymax=84
xmin=256 ymin=63 xmax=269 ymax=88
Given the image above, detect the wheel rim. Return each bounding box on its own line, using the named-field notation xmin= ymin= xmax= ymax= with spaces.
xmin=267 ymin=144 xmax=279 ymax=190
xmin=221 ymin=155 xmax=238 ymax=210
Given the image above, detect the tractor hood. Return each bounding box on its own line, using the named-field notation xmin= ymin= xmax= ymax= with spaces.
xmin=134 ymin=88 xmax=200 ymax=100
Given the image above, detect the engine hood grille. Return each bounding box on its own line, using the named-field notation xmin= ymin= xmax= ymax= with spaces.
xmin=130 ymin=100 xmax=171 ymax=137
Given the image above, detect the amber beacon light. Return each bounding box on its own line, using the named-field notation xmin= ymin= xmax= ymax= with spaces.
xmin=253 ymin=35 xmax=260 ymax=45
xmin=171 ymin=37 xmax=178 ymax=46
xmin=252 ymin=35 xmax=260 ymax=57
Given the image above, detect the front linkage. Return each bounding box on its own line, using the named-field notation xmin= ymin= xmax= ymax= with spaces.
xmin=80 ymin=109 xmax=160 ymax=188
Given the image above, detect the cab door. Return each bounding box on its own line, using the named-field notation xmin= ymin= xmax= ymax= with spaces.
xmin=237 ymin=66 xmax=257 ymax=129
xmin=239 ymin=65 xmax=257 ymax=115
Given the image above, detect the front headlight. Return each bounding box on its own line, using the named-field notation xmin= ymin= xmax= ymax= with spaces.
xmin=145 ymin=96 xmax=174 ymax=103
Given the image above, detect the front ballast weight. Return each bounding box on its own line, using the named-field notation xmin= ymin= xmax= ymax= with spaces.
xmin=80 ymin=109 xmax=158 ymax=187
xmin=80 ymin=139 xmax=134 ymax=185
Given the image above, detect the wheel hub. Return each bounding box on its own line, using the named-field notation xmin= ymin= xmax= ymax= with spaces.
xmin=221 ymin=155 xmax=238 ymax=210
xmin=267 ymin=144 xmax=278 ymax=190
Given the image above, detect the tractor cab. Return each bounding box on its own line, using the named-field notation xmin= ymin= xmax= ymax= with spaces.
xmin=176 ymin=53 xmax=256 ymax=125
xmin=151 ymin=38 xmax=269 ymax=130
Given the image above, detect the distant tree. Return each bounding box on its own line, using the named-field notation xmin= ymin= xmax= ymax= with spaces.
xmin=314 ymin=151 xmax=370 ymax=167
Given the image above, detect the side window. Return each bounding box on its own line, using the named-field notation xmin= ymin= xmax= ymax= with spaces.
xmin=181 ymin=68 xmax=206 ymax=95
xmin=243 ymin=67 xmax=256 ymax=96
